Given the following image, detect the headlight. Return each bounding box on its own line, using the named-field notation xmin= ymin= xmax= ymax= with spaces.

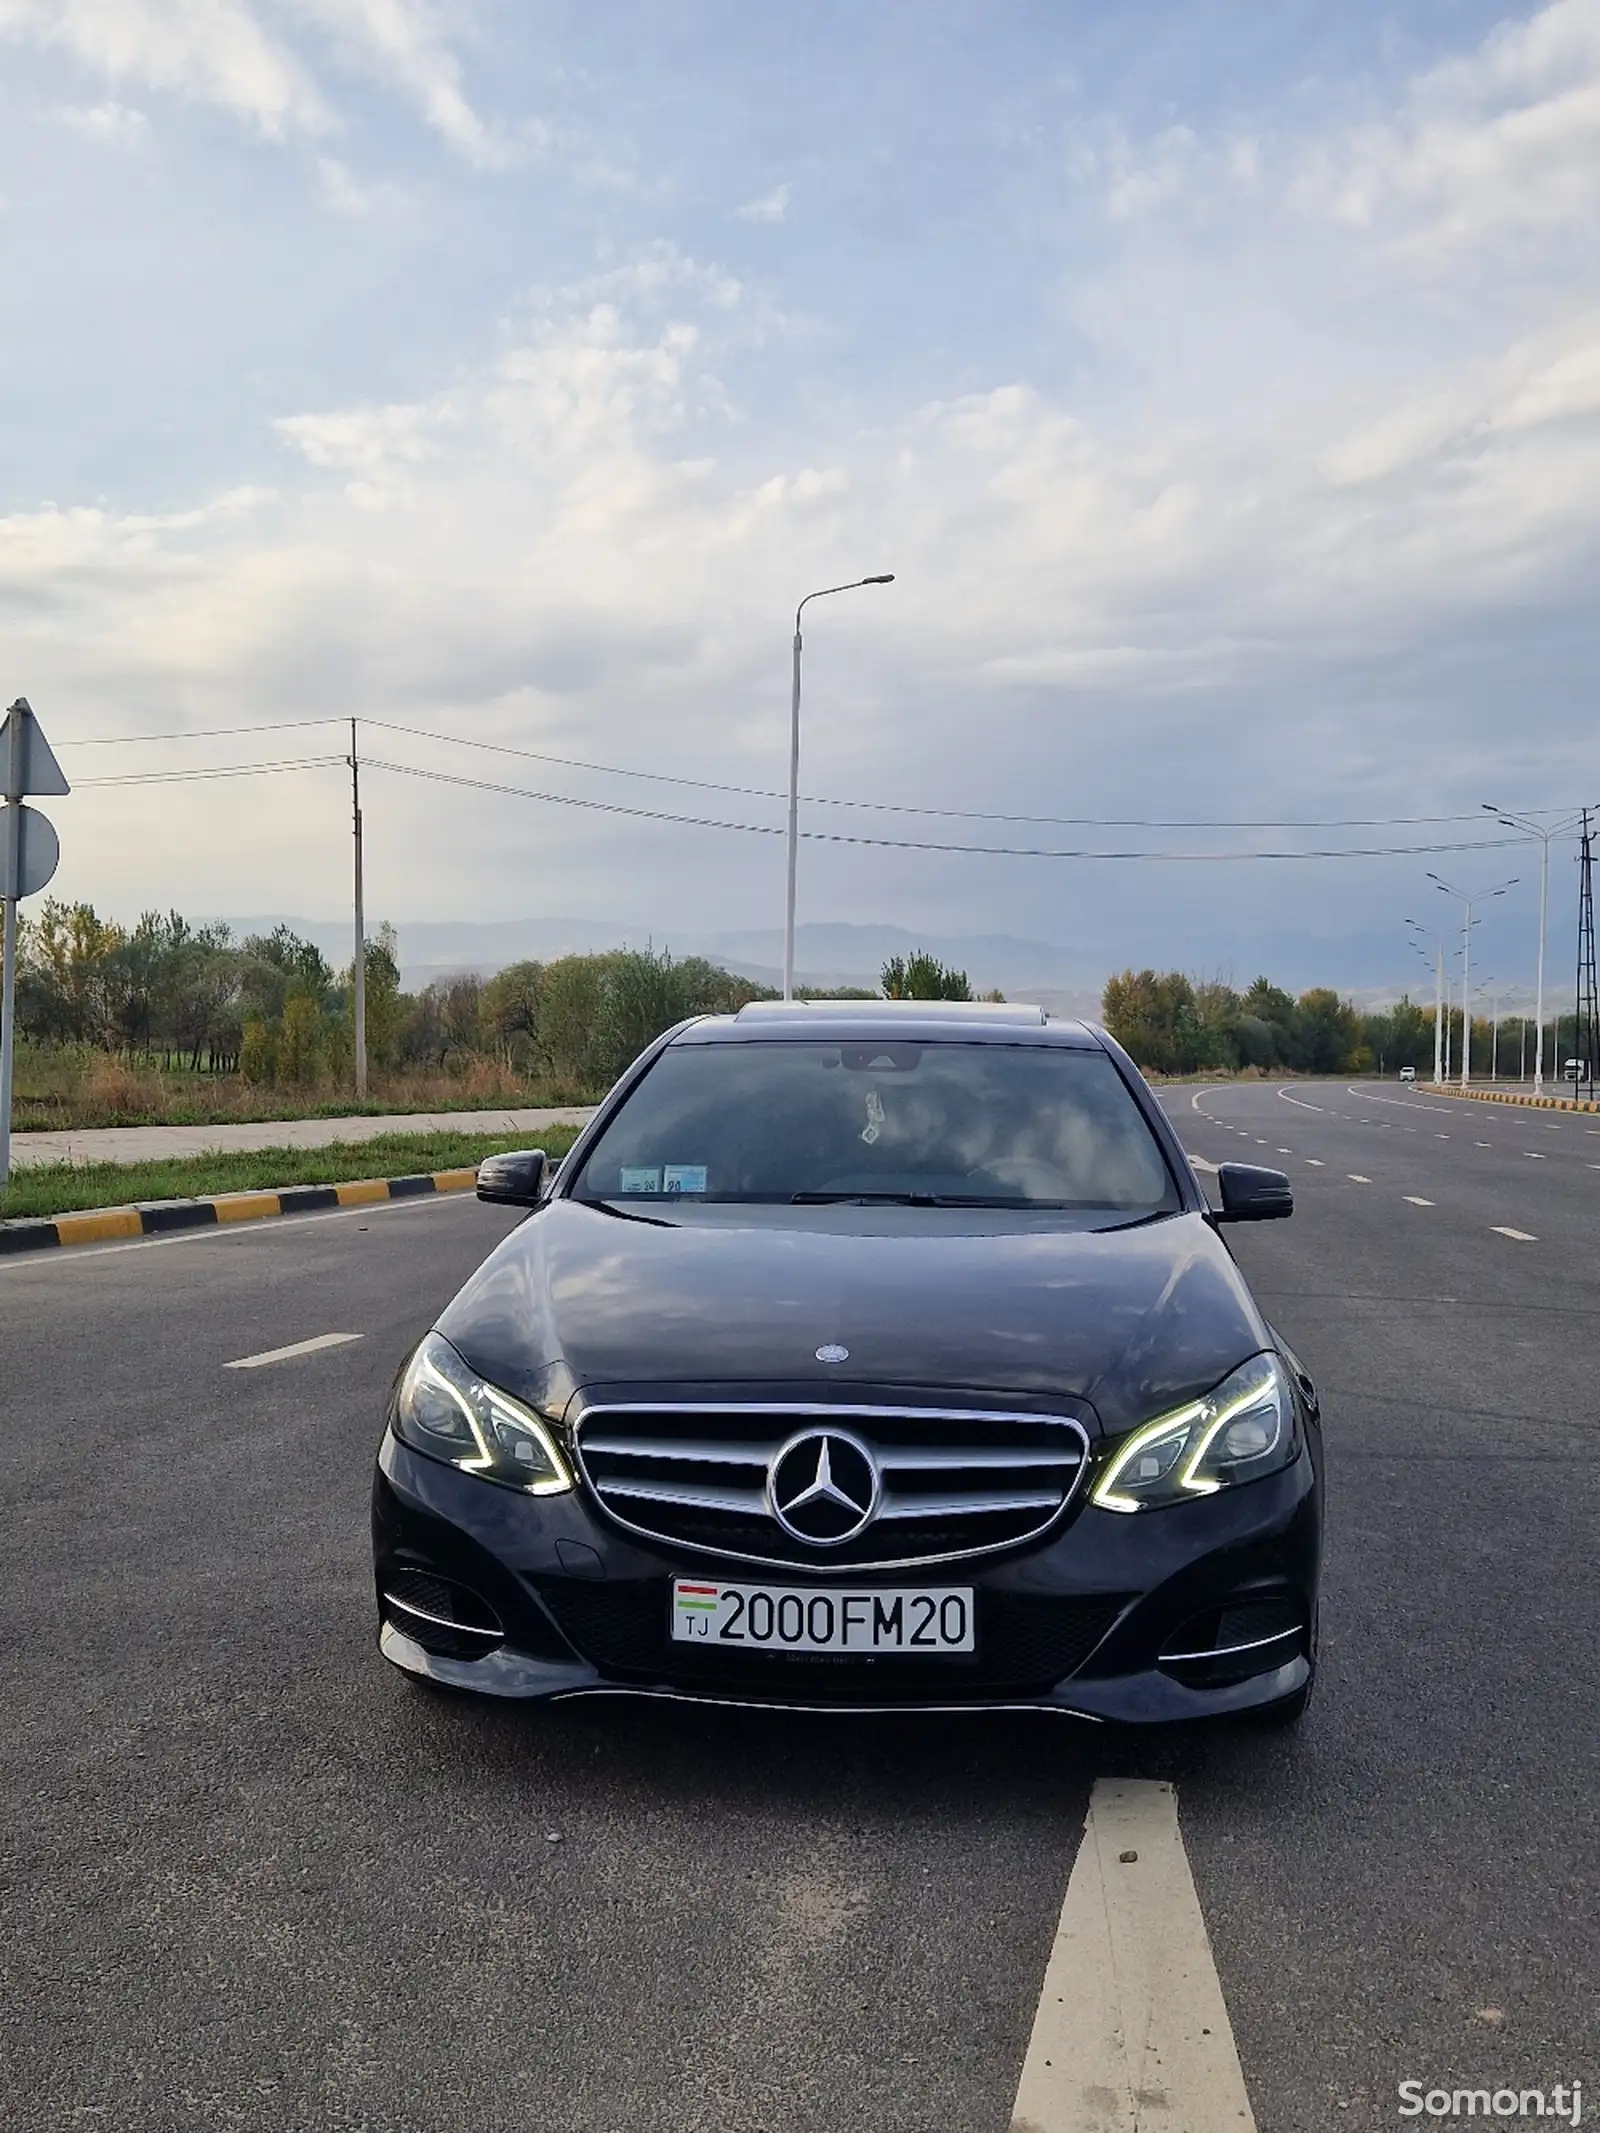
xmin=392 ymin=1331 xmax=572 ymax=1496
xmin=1091 ymin=1352 xmax=1298 ymax=1513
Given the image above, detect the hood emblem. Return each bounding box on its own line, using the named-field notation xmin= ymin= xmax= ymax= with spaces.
xmin=815 ymin=1343 xmax=849 ymax=1364
xmin=767 ymin=1430 xmax=881 ymax=1547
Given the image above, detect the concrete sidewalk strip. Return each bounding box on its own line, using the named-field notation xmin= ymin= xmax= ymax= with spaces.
xmin=6 ymin=1105 xmax=597 ymax=1171
xmin=1008 ymin=1779 xmax=1256 ymax=2133
xmin=0 ymin=1166 xmax=483 ymax=1257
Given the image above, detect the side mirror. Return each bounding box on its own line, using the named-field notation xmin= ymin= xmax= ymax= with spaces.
xmin=477 ymin=1149 xmax=547 ymax=1207
xmin=1212 ymin=1162 xmax=1293 ymax=1223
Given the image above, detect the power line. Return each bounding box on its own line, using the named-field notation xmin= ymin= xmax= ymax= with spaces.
xmin=62 ymin=717 xmax=342 ymax=747
xmin=75 ymin=755 xmax=345 ymax=788
xmin=55 ymin=711 xmax=1578 ymax=834
xmin=364 ymin=757 xmax=1530 ymax=862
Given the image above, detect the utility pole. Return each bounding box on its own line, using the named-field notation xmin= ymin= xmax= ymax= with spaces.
xmin=350 ymin=718 xmax=366 ymax=1100
xmin=1434 ymin=939 xmax=1444 ymax=1084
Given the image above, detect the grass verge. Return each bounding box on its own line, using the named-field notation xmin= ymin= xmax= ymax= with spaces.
xmin=0 ymin=1125 xmax=586 ymax=1224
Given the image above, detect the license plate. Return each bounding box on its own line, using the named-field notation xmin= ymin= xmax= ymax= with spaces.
xmin=670 ymin=1579 xmax=975 ymax=1654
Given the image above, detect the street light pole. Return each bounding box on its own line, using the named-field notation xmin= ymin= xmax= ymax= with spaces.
xmin=1405 ymin=918 xmax=1446 ymax=1083
xmin=783 ymin=575 xmax=895 ymax=1001
xmin=1428 ymin=873 xmax=1518 ymax=1087
xmin=1482 ymin=806 xmax=1591 ymax=1096
xmin=349 ymin=718 xmax=367 ymax=1099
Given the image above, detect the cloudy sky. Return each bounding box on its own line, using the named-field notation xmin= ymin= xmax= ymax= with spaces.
xmin=4 ymin=0 xmax=1599 ymax=990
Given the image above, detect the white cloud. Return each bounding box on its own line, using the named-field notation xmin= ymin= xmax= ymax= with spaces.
xmin=316 ymin=153 xmax=410 ymax=217
xmin=1 ymin=0 xmax=507 ymax=162
xmin=1296 ymin=0 xmax=1600 ymax=254
xmin=286 ymin=0 xmax=509 ymax=166
xmin=0 ymin=0 xmax=329 ymax=138
xmin=735 ymin=182 xmax=789 ymax=224
xmin=57 ymin=99 xmax=149 ymax=143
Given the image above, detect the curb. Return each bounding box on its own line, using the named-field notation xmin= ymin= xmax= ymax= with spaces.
xmin=0 ymin=1166 xmax=480 ymax=1257
xmin=1425 ymin=1083 xmax=1600 ymax=1114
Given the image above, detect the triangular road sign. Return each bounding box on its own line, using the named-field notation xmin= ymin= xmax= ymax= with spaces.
xmin=2 ymin=698 xmax=70 ymax=799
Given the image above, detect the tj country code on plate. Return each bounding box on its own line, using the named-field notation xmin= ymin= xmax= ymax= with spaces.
xmin=671 ymin=1579 xmax=975 ymax=1653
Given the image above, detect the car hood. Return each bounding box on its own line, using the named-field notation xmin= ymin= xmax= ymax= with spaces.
xmin=435 ymin=1201 xmax=1273 ymax=1437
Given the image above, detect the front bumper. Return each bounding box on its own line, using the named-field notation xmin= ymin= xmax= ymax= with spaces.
xmin=372 ymin=1429 xmax=1320 ymax=1724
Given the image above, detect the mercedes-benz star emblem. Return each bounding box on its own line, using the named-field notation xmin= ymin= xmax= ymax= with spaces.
xmin=815 ymin=1343 xmax=849 ymax=1364
xmin=767 ymin=1429 xmax=881 ymax=1547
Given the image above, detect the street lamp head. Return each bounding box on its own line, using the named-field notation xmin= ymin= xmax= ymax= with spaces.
xmin=861 ymin=574 xmax=895 ymax=585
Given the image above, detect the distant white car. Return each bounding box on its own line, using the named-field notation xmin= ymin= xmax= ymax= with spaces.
xmin=1399 ymin=1066 xmax=1417 ymax=1083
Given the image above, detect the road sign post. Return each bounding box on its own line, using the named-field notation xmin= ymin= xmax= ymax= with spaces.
xmin=0 ymin=698 xmax=69 ymax=1187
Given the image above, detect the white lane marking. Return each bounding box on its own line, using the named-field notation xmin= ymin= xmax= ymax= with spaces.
xmin=1305 ymin=1158 xmax=1325 ymax=1166
xmin=1189 ymin=1156 xmax=1220 ymax=1174
xmin=1345 ymin=1084 xmax=1460 ymax=1115
xmin=1008 ymin=1779 xmax=1256 ymax=2133
xmin=224 ymin=1332 xmax=364 ymax=1370
xmin=1524 ymin=1152 xmax=1546 ymax=1160
xmin=1276 ymin=1148 xmax=1291 ymax=1154
xmin=1435 ymin=1133 xmax=1450 ymax=1139
xmin=1276 ymin=1089 xmax=1324 ymax=1111
xmin=1492 ymin=1227 xmax=1537 ymax=1242
xmin=1403 ymin=1196 xmax=1435 ymax=1207
xmin=1475 ymin=1142 xmax=1492 ymax=1148
xmin=1253 ymin=1138 xmax=1268 ymax=1145
xmin=1348 ymin=1174 xmax=1372 ymax=1184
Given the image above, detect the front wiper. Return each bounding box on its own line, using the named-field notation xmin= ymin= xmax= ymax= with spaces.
xmin=791 ymin=1191 xmax=1076 ymax=1209
xmin=792 ymin=1190 xmax=941 ymax=1205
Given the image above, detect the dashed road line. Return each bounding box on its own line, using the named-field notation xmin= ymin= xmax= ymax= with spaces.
xmin=1305 ymin=1159 xmax=1325 ymax=1167
xmin=1348 ymin=1174 xmax=1372 ymax=1184
xmin=1403 ymin=1196 xmax=1435 ymax=1207
xmin=1008 ymin=1780 xmax=1256 ymax=2133
xmin=1524 ymin=1152 xmax=1546 ymax=1160
xmin=224 ymin=1332 xmax=364 ymax=1370
xmin=1492 ymin=1227 xmax=1537 ymax=1242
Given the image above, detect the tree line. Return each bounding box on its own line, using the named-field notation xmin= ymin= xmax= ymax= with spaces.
xmin=1102 ymin=968 xmax=1568 ymax=1078
xmin=8 ymin=898 xmax=881 ymax=1097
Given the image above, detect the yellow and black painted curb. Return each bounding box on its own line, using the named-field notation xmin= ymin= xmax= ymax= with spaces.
xmin=1426 ymin=1083 xmax=1600 ymax=1113
xmin=0 ymin=1166 xmax=480 ymax=1258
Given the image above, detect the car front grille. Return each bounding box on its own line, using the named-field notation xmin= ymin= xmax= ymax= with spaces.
xmin=536 ymin=1579 xmax=1126 ymax=1700
xmin=572 ymin=1402 xmax=1091 ymax=1572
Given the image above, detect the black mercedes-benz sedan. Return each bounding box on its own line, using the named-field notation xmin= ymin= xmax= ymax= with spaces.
xmin=372 ymin=1001 xmax=1322 ymax=1725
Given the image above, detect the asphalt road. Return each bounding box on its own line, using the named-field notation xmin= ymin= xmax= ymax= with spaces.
xmin=1 ymin=1080 xmax=1594 ymax=2132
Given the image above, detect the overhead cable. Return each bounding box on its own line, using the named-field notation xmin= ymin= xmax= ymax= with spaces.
xmin=56 ymin=711 xmax=1571 ymax=833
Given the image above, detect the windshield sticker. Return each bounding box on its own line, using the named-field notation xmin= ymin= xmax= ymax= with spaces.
xmin=860 ymin=1089 xmax=885 ymax=1145
xmin=663 ymin=1164 xmax=708 ymax=1196
xmin=619 ymin=1166 xmax=663 ymax=1194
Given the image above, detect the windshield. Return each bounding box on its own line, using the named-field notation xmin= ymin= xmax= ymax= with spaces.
xmin=569 ymin=1039 xmax=1179 ymax=1216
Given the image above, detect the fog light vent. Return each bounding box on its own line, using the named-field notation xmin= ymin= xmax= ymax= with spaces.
xmin=1159 ymin=1594 xmax=1304 ymax=1687
xmin=382 ymin=1567 xmax=504 ymax=1658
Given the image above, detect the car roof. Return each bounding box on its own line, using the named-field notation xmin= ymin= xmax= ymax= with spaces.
xmin=672 ymin=1000 xmax=1105 ymax=1048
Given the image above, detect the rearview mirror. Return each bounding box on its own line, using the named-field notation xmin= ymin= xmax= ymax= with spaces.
xmin=1212 ymin=1162 xmax=1293 ymax=1223
xmin=476 ymin=1149 xmax=547 ymax=1207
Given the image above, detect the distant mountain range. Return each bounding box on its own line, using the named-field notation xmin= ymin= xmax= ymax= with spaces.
xmin=210 ymin=912 xmax=1546 ymax=1015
